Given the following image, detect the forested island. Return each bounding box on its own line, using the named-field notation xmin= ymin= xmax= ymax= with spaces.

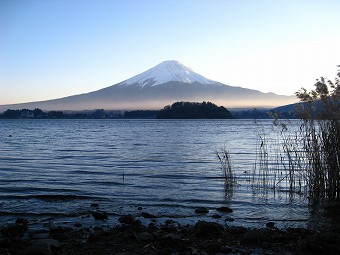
xmin=157 ymin=101 xmax=234 ymax=119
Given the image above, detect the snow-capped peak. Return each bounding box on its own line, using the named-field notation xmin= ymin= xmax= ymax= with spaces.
xmin=119 ymin=60 xmax=216 ymax=88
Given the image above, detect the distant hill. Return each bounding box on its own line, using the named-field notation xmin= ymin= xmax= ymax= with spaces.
xmin=0 ymin=60 xmax=297 ymax=112
xmin=156 ymin=101 xmax=234 ymax=119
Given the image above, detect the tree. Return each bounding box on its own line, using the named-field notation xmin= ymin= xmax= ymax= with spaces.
xmin=295 ymin=66 xmax=340 ymax=200
xmin=295 ymin=65 xmax=340 ymax=120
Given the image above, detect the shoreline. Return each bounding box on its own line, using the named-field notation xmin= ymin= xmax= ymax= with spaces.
xmin=1 ymin=213 xmax=339 ymax=255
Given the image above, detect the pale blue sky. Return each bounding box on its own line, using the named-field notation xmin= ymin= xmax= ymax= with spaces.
xmin=1 ymin=0 xmax=339 ymax=104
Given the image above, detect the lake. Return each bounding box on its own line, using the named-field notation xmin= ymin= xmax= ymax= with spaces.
xmin=0 ymin=119 xmax=321 ymax=229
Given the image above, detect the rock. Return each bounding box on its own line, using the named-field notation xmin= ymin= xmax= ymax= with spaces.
xmin=92 ymin=211 xmax=108 ymax=220
xmin=118 ymin=215 xmax=136 ymax=225
xmin=242 ymin=229 xmax=266 ymax=245
xmin=211 ymin=214 xmax=222 ymax=219
xmin=49 ymin=226 xmax=73 ymax=241
xmin=160 ymin=233 xmax=182 ymax=241
xmin=139 ymin=231 xmax=154 ymax=241
xmin=227 ymin=226 xmax=247 ymax=235
xmin=132 ymin=219 xmax=142 ymax=226
xmin=16 ymin=218 xmax=29 ymax=230
xmin=301 ymin=233 xmax=340 ymax=255
xmin=220 ymin=245 xmax=233 ymax=253
xmin=23 ymin=239 xmax=60 ymax=255
xmin=137 ymin=206 xmax=143 ymax=210
xmin=193 ymin=221 xmax=226 ymax=238
xmin=47 ymin=221 xmax=57 ymax=231
xmin=164 ymin=219 xmax=176 ymax=225
xmin=74 ymin=222 xmax=82 ymax=228
xmin=216 ymin=206 xmax=233 ymax=213
xmin=141 ymin=212 xmax=156 ymax=218
xmin=266 ymin=222 xmax=275 ymax=228
xmin=0 ymin=237 xmax=10 ymax=249
xmin=1 ymin=223 xmax=27 ymax=238
xmin=195 ymin=207 xmax=209 ymax=214
xmin=201 ymin=240 xmax=221 ymax=254
xmin=225 ymin=217 xmax=235 ymax=222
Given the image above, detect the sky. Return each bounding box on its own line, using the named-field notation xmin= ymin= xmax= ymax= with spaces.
xmin=1 ymin=0 xmax=339 ymax=105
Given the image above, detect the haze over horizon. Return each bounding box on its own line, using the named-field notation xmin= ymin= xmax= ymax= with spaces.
xmin=1 ymin=0 xmax=339 ymax=105
xmin=0 ymin=60 xmax=298 ymax=111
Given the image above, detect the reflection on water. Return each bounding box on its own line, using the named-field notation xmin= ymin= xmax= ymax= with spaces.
xmin=0 ymin=119 xmax=325 ymax=228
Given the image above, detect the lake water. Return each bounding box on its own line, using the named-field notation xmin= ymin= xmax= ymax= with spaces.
xmin=0 ymin=119 xmax=321 ymax=229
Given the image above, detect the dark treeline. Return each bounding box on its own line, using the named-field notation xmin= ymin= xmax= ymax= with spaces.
xmin=231 ymin=108 xmax=298 ymax=119
xmin=156 ymin=101 xmax=234 ymax=119
xmin=123 ymin=110 xmax=158 ymax=118
xmin=0 ymin=103 xmax=301 ymax=119
xmin=0 ymin=108 xmax=123 ymax=119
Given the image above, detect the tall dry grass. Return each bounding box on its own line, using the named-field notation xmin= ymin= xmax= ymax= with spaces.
xmin=250 ymin=67 xmax=339 ymax=201
xmin=217 ymin=147 xmax=234 ymax=196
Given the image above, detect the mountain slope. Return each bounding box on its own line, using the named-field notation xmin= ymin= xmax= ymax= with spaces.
xmin=0 ymin=60 xmax=298 ymax=111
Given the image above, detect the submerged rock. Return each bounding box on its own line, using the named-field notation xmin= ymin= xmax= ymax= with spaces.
xmin=266 ymin=222 xmax=275 ymax=228
xmin=141 ymin=212 xmax=157 ymax=218
xmin=216 ymin=206 xmax=233 ymax=213
xmin=118 ymin=215 xmax=137 ymax=225
xmin=195 ymin=207 xmax=209 ymax=214
xmin=91 ymin=211 xmax=108 ymax=221
xmin=225 ymin=217 xmax=235 ymax=222
xmin=211 ymin=213 xmax=222 ymax=219
xmin=48 ymin=222 xmax=57 ymax=231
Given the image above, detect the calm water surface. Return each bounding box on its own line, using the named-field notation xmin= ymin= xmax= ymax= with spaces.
xmin=0 ymin=119 xmax=316 ymax=228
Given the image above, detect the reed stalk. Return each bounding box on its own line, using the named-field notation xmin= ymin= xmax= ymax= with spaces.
xmin=217 ymin=147 xmax=235 ymax=195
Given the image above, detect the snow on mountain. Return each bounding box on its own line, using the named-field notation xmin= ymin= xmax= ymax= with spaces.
xmin=119 ymin=60 xmax=216 ymax=88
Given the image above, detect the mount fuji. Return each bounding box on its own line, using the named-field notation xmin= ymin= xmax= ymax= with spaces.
xmin=0 ymin=60 xmax=297 ymax=111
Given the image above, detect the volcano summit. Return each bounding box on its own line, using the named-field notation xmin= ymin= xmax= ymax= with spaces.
xmin=0 ymin=60 xmax=297 ymax=111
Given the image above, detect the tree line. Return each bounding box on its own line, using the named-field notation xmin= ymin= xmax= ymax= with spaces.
xmin=0 ymin=108 xmax=122 ymax=119
xmin=0 ymin=102 xmax=235 ymax=119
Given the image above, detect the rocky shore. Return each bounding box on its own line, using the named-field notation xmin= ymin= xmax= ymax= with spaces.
xmin=1 ymin=209 xmax=340 ymax=255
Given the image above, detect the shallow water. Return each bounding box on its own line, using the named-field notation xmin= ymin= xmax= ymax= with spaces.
xmin=0 ymin=119 xmax=317 ymax=229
